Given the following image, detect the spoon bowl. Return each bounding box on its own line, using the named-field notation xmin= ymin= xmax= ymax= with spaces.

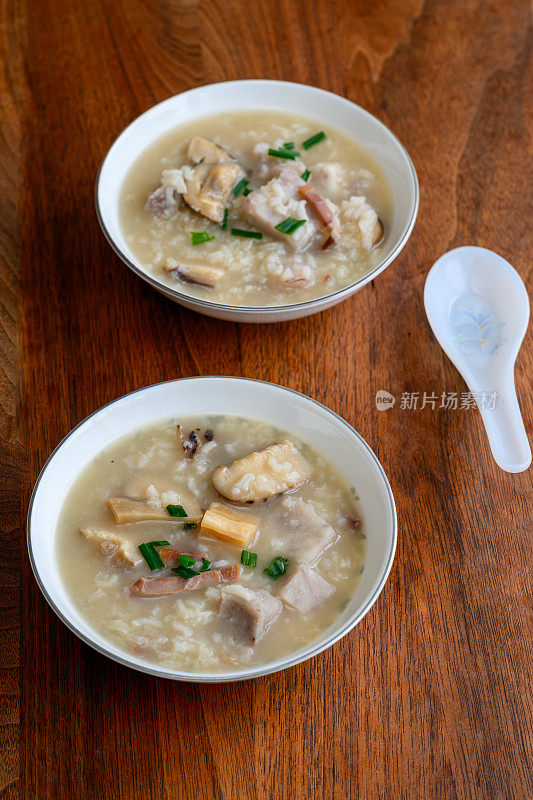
xmin=424 ymin=246 xmax=531 ymax=473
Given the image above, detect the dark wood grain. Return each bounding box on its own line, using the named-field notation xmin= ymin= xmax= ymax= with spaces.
xmin=1 ymin=0 xmax=531 ymax=797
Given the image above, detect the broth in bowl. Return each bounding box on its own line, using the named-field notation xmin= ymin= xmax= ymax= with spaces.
xmin=56 ymin=414 xmax=366 ymax=672
xmin=119 ymin=109 xmax=391 ymax=306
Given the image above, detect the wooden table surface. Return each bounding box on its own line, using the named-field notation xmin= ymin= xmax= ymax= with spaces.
xmin=1 ymin=0 xmax=531 ymax=797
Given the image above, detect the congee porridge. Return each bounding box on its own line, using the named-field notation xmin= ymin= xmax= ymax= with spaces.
xmin=56 ymin=415 xmax=366 ymax=672
xmin=119 ymin=109 xmax=392 ymax=306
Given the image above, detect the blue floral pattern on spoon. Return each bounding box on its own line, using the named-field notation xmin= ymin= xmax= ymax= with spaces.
xmin=451 ymin=301 xmax=505 ymax=355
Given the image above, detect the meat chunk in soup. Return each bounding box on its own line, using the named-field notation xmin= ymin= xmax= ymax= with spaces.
xmin=80 ymin=528 xmax=143 ymax=567
xmin=278 ymin=565 xmax=335 ymax=613
xmin=219 ymin=584 xmax=282 ymax=645
xmin=310 ymin=162 xmax=347 ymax=203
xmin=271 ymin=497 xmax=338 ymax=564
xmin=250 ymin=142 xmax=306 ymax=181
xmin=240 ymin=166 xmax=321 ymax=252
xmin=211 ymin=439 xmax=313 ymax=503
xmin=277 ymin=257 xmax=315 ymax=289
xmin=145 ymin=184 xmax=181 ymax=217
xmin=298 ymin=183 xmax=342 ymax=248
xmin=133 ymin=564 xmax=241 ymax=596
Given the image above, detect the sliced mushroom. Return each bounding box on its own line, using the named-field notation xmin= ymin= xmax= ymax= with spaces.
xmin=211 ymin=440 xmax=313 ymax=503
xmin=80 ymin=528 xmax=142 ymax=567
xmin=188 ymin=136 xmax=236 ymax=165
xmin=166 ymin=262 xmax=224 ymax=288
xmin=183 ymin=161 xmax=244 ymax=223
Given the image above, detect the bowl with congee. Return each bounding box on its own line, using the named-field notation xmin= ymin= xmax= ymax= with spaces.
xmin=27 ymin=378 xmax=397 ymax=681
xmin=96 ymin=80 xmax=418 ymax=322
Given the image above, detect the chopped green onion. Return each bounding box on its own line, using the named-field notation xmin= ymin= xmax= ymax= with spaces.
xmin=274 ymin=217 xmax=306 ymax=235
xmin=221 ymin=208 xmax=229 ymax=230
xmin=263 ymin=556 xmax=289 ymax=579
xmin=191 ymin=232 xmax=215 ymax=245
xmin=230 ymin=228 xmax=263 ymax=239
xmin=302 ymin=131 xmax=326 ymax=149
xmin=243 ymin=188 xmax=252 ymax=197
xmin=241 ymin=550 xmax=258 ymax=567
xmin=177 ymin=554 xmax=196 ymax=568
xmin=183 ymin=522 xmax=197 ymax=530
xmin=200 ymin=557 xmax=211 ymax=572
xmin=167 ymin=504 xmax=187 ymax=518
xmin=283 ymin=142 xmax=295 ymax=150
xmin=268 ymin=148 xmax=298 ymax=160
xmin=301 ymin=169 xmax=310 ymax=182
xmin=233 ymin=177 xmax=249 ymax=197
xmin=138 ymin=540 xmax=170 ymax=571
xmin=172 ymin=565 xmax=199 ymax=580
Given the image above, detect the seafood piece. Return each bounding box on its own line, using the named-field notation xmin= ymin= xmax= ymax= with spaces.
xmin=211 ymin=440 xmax=312 ymax=503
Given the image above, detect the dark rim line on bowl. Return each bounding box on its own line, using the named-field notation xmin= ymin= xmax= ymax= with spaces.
xmin=26 ymin=377 xmax=397 ymax=682
xmin=95 ymin=79 xmax=419 ymax=314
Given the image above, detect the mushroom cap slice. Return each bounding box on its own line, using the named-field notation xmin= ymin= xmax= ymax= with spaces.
xmin=187 ymin=136 xmax=236 ymax=165
xmin=211 ymin=440 xmax=313 ymax=503
xmin=183 ymin=161 xmax=245 ymax=223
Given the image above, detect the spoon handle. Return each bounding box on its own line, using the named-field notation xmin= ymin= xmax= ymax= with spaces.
xmin=477 ymin=375 xmax=531 ymax=473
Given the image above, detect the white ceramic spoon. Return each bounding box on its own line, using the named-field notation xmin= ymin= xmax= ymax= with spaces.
xmin=424 ymin=246 xmax=531 ymax=473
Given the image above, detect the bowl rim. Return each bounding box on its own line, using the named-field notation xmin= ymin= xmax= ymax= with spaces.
xmin=95 ymin=79 xmax=419 ymax=314
xmin=27 ymin=376 xmax=397 ymax=682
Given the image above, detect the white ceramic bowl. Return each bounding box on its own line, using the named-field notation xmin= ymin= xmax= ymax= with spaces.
xmin=96 ymin=80 xmax=418 ymax=322
xmin=27 ymin=378 xmax=397 ymax=681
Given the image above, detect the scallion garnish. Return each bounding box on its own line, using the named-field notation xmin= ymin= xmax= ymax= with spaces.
xmin=200 ymin=557 xmax=211 ymax=572
xmin=183 ymin=522 xmax=197 ymax=530
xmin=274 ymin=217 xmax=306 ymax=235
xmin=301 ymin=169 xmax=310 ymax=182
xmin=221 ymin=208 xmax=229 ymax=230
xmin=233 ymin=177 xmax=249 ymax=197
xmin=283 ymin=142 xmax=295 ymax=150
xmin=263 ymin=556 xmax=289 ymax=579
xmin=138 ymin=540 xmax=170 ymax=571
xmin=302 ymin=131 xmax=326 ymax=149
xmin=241 ymin=550 xmax=258 ymax=567
xmin=191 ymin=232 xmax=215 ymax=245
xmin=243 ymin=188 xmax=252 ymax=197
xmin=230 ymin=228 xmax=263 ymax=239
xmin=167 ymin=504 xmax=187 ymax=518
xmin=177 ymin=554 xmax=196 ymax=568
xmin=172 ymin=565 xmax=199 ymax=580
xmin=268 ymin=148 xmax=298 ymax=160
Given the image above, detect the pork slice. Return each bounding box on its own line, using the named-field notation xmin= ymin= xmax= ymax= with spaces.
xmin=218 ymin=584 xmax=282 ymax=645
xmin=277 ymin=565 xmax=334 ymax=613
xmin=133 ymin=565 xmax=241 ymax=597
xmin=240 ymin=166 xmax=320 ymax=252
xmin=271 ymin=497 xmax=338 ymax=564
